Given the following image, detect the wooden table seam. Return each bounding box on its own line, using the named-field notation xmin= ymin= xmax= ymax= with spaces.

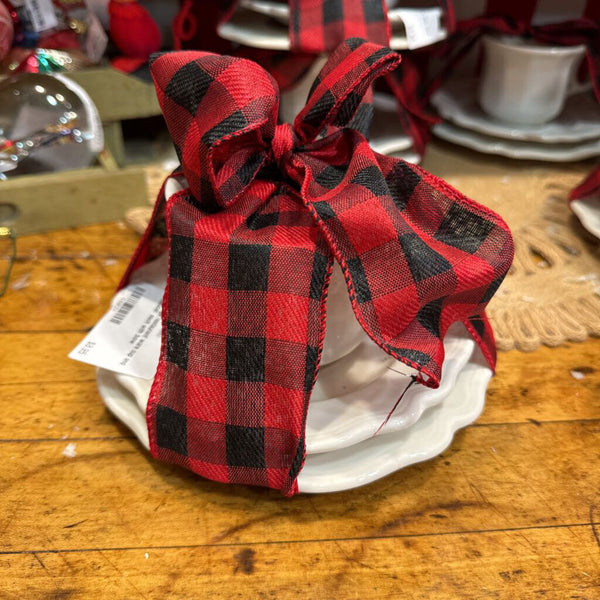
xmin=1 ymin=520 xmax=598 ymax=556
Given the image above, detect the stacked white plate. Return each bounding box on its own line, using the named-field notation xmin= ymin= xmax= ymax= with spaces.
xmin=96 ymin=258 xmax=492 ymax=494
xmin=220 ymin=0 xmax=447 ymax=52
xmin=431 ymin=77 xmax=600 ymax=162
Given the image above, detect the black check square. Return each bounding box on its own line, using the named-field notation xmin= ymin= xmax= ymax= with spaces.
xmin=346 ymin=257 xmax=372 ymax=303
xmin=170 ymin=235 xmax=194 ymax=282
xmin=435 ymin=204 xmax=495 ymax=254
xmin=167 ymin=321 xmax=190 ymax=370
xmin=322 ymin=0 xmax=343 ymax=24
xmin=226 ymin=336 xmax=266 ymax=381
xmin=226 ymin=425 xmax=266 ymax=468
xmin=227 ymin=243 xmax=271 ymax=291
xmin=399 ymin=233 xmax=452 ymax=282
xmin=385 ymin=162 xmax=421 ymax=212
xmin=165 ymin=61 xmax=213 ymax=115
xmin=352 ymin=165 xmax=388 ymax=196
xmin=156 ymin=405 xmax=187 ymax=455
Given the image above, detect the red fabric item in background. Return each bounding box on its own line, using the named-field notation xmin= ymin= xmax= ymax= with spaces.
xmin=109 ymin=0 xmax=161 ymax=59
xmin=121 ymin=39 xmax=513 ymax=495
xmin=288 ymin=0 xmax=389 ymax=52
xmin=569 ymin=166 xmax=600 ymax=202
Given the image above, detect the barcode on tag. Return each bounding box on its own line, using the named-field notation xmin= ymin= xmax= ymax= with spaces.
xmin=69 ymin=282 xmax=165 ymax=380
xmin=397 ymin=8 xmax=445 ymax=50
xmin=23 ymin=0 xmax=58 ymax=32
xmin=110 ymin=286 xmax=145 ymax=325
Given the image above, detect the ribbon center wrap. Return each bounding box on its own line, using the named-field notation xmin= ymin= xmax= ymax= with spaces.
xmin=124 ymin=39 xmax=514 ymax=495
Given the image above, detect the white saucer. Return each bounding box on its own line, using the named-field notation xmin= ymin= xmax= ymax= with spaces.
xmin=431 ymin=78 xmax=600 ymax=144
xmin=571 ymin=197 xmax=600 ymax=239
xmin=297 ymin=350 xmax=491 ymax=493
xmin=433 ymin=121 xmax=600 ymax=162
xmin=306 ymin=323 xmax=474 ymax=453
xmin=218 ymin=6 xmax=445 ymax=51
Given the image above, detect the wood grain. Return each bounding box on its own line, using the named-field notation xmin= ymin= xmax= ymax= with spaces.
xmin=2 ymin=526 xmax=599 ymax=599
xmin=1 ymin=421 xmax=599 ymax=551
xmin=1 ymin=222 xmax=599 ymax=599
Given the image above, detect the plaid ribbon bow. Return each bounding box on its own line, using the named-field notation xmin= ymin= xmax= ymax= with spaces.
xmin=127 ymin=39 xmax=513 ymax=495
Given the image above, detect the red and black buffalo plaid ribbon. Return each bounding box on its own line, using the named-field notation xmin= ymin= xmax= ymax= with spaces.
xmin=123 ymin=39 xmax=513 ymax=495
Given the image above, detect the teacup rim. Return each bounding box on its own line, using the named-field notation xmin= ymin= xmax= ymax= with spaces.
xmin=482 ymin=34 xmax=586 ymax=57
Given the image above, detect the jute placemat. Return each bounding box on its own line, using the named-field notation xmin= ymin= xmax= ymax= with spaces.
xmin=129 ymin=143 xmax=600 ymax=353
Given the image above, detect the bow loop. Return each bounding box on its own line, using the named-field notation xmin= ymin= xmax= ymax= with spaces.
xmin=151 ymin=51 xmax=279 ymax=207
xmin=295 ymin=38 xmax=401 ymax=142
xmin=135 ymin=40 xmax=514 ymax=496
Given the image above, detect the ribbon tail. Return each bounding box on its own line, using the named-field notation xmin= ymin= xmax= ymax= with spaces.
xmin=145 ymin=182 xmax=333 ymax=495
xmin=300 ymin=138 xmax=513 ymax=387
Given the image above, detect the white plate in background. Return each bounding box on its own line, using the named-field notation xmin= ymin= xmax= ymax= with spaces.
xmin=431 ymin=78 xmax=600 ymax=144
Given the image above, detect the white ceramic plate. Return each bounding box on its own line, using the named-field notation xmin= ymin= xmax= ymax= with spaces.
xmin=433 ymin=121 xmax=600 ymax=162
xmin=218 ymin=6 xmax=445 ymax=51
xmin=431 ymin=78 xmax=600 ymax=144
xmin=297 ymin=350 xmax=491 ymax=493
xmin=306 ymin=323 xmax=474 ymax=453
xmin=240 ymin=0 xmax=441 ymax=28
xmin=571 ymin=197 xmax=600 ymax=239
xmin=97 ymin=323 xmax=473 ymax=454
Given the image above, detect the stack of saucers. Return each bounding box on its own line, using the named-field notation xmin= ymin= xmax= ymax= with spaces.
xmin=430 ymin=35 xmax=600 ymax=164
xmin=215 ymin=0 xmax=451 ymax=164
xmin=431 ymin=77 xmax=600 ymax=163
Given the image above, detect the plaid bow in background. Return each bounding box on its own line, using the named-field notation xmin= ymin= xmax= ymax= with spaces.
xmin=172 ymin=0 xmax=455 ymax=153
xmin=122 ymin=39 xmax=513 ymax=495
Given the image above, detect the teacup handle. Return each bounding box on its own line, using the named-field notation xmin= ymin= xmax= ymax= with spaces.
xmin=568 ymin=62 xmax=593 ymax=96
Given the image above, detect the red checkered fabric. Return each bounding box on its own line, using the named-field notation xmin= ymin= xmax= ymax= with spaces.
xmin=122 ymin=39 xmax=513 ymax=495
xmin=287 ymin=0 xmax=389 ymax=52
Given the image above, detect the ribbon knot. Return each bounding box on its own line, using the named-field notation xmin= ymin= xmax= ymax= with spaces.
xmin=271 ymin=123 xmax=296 ymax=174
xmin=139 ymin=39 xmax=514 ymax=496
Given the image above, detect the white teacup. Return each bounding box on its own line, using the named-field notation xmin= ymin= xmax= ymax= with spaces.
xmin=478 ymin=35 xmax=587 ymax=125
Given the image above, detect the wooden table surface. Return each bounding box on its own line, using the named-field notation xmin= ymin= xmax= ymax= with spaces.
xmin=0 ymin=220 xmax=599 ymax=599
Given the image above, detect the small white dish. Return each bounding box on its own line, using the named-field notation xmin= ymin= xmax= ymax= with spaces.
xmin=297 ymin=350 xmax=491 ymax=493
xmin=571 ymin=197 xmax=600 ymax=239
xmin=431 ymin=78 xmax=600 ymax=144
xmin=433 ymin=121 xmax=600 ymax=162
xmin=306 ymin=323 xmax=474 ymax=453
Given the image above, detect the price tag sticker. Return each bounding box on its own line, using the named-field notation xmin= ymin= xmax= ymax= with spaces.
xmin=396 ymin=8 xmax=445 ymax=50
xmin=69 ymin=282 xmax=164 ymax=380
xmin=23 ymin=0 xmax=59 ymax=32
